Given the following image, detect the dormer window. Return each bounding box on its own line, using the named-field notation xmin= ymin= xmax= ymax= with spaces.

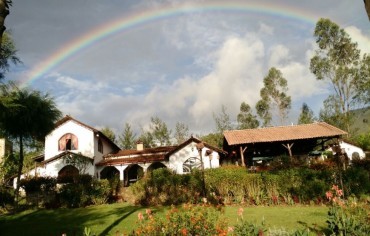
xmin=59 ymin=133 xmax=78 ymax=151
xmin=98 ymin=139 xmax=103 ymax=153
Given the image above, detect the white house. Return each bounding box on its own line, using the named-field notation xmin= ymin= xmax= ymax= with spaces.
xmin=97 ymin=136 xmax=225 ymax=186
xmin=16 ymin=116 xmax=225 ymax=187
xmin=339 ymin=140 xmax=366 ymax=160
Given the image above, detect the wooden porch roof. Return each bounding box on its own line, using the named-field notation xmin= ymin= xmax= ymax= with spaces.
xmin=224 ymin=122 xmax=347 ymax=146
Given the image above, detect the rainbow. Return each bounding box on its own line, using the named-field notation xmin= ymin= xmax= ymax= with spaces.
xmin=20 ymin=1 xmax=320 ymax=88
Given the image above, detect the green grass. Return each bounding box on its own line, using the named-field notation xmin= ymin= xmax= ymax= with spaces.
xmin=0 ymin=203 xmax=328 ymax=235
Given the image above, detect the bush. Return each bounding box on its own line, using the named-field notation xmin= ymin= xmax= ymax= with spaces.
xmin=127 ymin=168 xmax=204 ymax=206
xmin=130 ymin=204 xmax=228 ymax=235
xmin=0 ymin=186 xmax=14 ymax=208
xmin=59 ymin=183 xmax=87 ymax=208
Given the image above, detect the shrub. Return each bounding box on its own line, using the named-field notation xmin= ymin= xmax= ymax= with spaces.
xmin=0 ymin=186 xmax=14 ymax=208
xmin=343 ymin=166 xmax=370 ymax=196
xmin=127 ymin=168 xmax=203 ymax=206
xmin=89 ymin=179 xmax=110 ymax=205
xmin=59 ymin=183 xmax=87 ymax=208
xmin=130 ymin=204 xmax=228 ymax=235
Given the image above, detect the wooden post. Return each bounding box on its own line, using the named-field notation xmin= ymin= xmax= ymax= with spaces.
xmin=282 ymin=143 xmax=294 ymax=157
xmin=240 ymin=146 xmax=248 ymax=167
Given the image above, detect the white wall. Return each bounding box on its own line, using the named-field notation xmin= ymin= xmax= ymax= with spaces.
xmin=340 ymin=141 xmax=366 ymax=160
xmin=169 ymin=142 xmax=220 ymax=174
xmin=45 ymin=120 xmax=95 ymax=160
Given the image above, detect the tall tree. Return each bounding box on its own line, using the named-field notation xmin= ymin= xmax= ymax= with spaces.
xmin=298 ymin=103 xmax=316 ymax=124
xmin=319 ymin=95 xmax=347 ymax=130
xmin=174 ymin=122 xmax=189 ymax=144
xmin=119 ymin=122 xmax=136 ymax=149
xmin=0 ymin=85 xmax=62 ymax=203
xmin=310 ymin=18 xmax=369 ymax=135
xmin=212 ymin=105 xmax=233 ymax=148
xmin=149 ymin=116 xmax=171 ymax=146
xmin=256 ymin=67 xmax=291 ymax=126
xmin=0 ymin=0 xmax=11 ymax=48
xmin=100 ymin=127 xmax=116 ymax=143
xmin=237 ymin=102 xmax=259 ymax=129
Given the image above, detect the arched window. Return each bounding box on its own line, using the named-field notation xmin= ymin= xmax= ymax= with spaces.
xmin=58 ymin=133 xmax=78 ymax=151
xmin=98 ymin=139 xmax=103 ymax=153
xmin=182 ymin=157 xmax=201 ymax=174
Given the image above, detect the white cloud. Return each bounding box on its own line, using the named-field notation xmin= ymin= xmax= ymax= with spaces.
xmin=345 ymin=26 xmax=370 ymax=55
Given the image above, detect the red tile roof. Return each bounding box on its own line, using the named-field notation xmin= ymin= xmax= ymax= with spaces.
xmin=224 ymin=122 xmax=347 ymax=146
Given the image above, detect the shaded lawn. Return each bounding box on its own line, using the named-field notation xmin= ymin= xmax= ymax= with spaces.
xmin=0 ymin=203 xmax=328 ymax=235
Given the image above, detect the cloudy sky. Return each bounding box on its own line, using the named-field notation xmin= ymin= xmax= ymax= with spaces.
xmin=5 ymin=0 xmax=370 ymax=136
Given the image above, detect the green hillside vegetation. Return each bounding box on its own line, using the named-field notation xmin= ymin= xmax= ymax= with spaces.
xmin=350 ymin=106 xmax=370 ymax=135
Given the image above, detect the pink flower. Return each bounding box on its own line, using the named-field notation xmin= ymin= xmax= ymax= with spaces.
xmin=146 ymin=209 xmax=152 ymax=215
xmin=336 ymin=189 xmax=343 ymax=197
xmin=228 ymin=226 xmax=234 ymax=232
xmin=138 ymin=212 xmax=144 ymax=221
xmin=326 ymin=191 xmax=333 ymax=201
xmin=238 ymin=207 xmax=244 ymax=217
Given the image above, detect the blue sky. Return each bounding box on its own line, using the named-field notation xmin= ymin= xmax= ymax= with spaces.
xmin=5 ymin=0 xmax=370 ymax=136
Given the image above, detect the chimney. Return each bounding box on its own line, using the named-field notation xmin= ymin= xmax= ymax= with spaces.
xmin=136 ymin=141 xmax=144 ymax=151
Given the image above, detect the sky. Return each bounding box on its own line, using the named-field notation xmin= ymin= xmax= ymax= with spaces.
xmin=4 ymin=0 xmax=370 ymax=137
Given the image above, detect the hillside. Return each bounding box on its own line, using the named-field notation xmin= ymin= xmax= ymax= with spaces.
xmin=351 ymin=106 xmax=370 ymax=135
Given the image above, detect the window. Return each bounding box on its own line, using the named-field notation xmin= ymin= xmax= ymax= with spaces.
xmin=98 ymin=139 xmax=103 ymax=153
xmin=182 ymin=157 xmax=201 ymax=174
xmin=58 ymin=133 xmax=78 ymax=151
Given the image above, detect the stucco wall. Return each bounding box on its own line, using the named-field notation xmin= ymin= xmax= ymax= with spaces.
xmin=45 ymin=120 xmax=95 ymax=159
xmin=169 ymin=142 xmax=220 ymax=174
xmin=340 ymin=141 xmax=366 ymax=159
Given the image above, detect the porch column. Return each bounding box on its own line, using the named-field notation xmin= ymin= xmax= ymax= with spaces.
xmin=115 ymin=165 xmax=127 ymax=184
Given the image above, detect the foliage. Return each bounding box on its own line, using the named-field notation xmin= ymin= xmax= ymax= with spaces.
xmin=174 ymin=121 xmax=189 ymax=144
xmin=343 ymin=166 xmax=370 ymax=196
xmin=119 ymin=122 xmax=137 ymax=149
xmin=127 ymin=168 xmax=204 ymax=206
xmin=0 ymin=186 xmax=13 ymax=208
xmin=100 ymin=127 xmax=116 ymax=143
xmin=298 ymin=103 xmax=316 ymax=124
xmin=200 ymin=132 xmax=222 ymax=149
xmin=0 ymin=85 xmax=62 ymax=203
xmin=212 ymin=105 xmax=233 ymax=148
xmin=59 ymin=175 xmax=111 ymax=208
xmin=237 ymin=102 xmax=259 ymax=129
xmin=325 ymin=185 xmax=370 ymax=235
xmin=0 ymin=32 xmax=20 ymax=81
xmin=63 ymin=153 xmax=92 ymax=174
xmin=149 ymin=116 xmax=172 ymax=146
xmin=130 ymin=204 xmax=228 ymax=236
xmin=353 ymin=131 xmax=370 ymax=150
xmin=256 ymin=67 xmax=291 ymax=126
xmin=310 ymin=18 xmax=369 ymax=135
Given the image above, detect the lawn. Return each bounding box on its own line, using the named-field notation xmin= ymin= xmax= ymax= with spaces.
xmin=0 ymin=203 xmax=328 ymax=235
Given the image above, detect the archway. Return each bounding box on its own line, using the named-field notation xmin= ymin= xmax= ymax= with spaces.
xmin=147 ymin=162 xmax=167 ymax=172
xmin=58 ymin=165 xmax=79 ymax=183
xmin=183 ymin=157 xmax=201 ymax=174
xmin=124 ymin=164 xmax=143 ymax=186
xmin=100 ymin=166 xmax=119 ymax=180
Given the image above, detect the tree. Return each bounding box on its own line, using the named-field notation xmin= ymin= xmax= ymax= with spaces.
xmin=100 ymin=127 xmax=116 ymax=143
xmin=0 ymin=32 xmax=20 ymax=80
xmin=119 ymin=122 xmax=136 ymax=149
xmin=174 ymin=122 xmax=189 ymax=144
xmin=298 ymin=103 xmax=316 ymax=124
xmin=0 ymin=0 xmax=11 ymax=48
xmin=137 ymin=117 xmax=171 ymax=148
xmin=256 ymin=67 xmax=291 ymax=126
xmin=310 ymin=18 xmax=369 ymax=135
xmin=212 ymin=105 xmax=233 ymax=148
xmin=149 ymin=116 xmax=171 ymax=146
xmin=319 ymin=95 xmax=347 ymax=130
xmin=237 ymin=102 xmax=259 ymax=129
xmin=0 ymin=85 xmax=62 ymax=203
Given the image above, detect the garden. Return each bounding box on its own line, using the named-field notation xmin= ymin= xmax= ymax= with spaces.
xmin=1 ymin=158 xmax=370 ymax=235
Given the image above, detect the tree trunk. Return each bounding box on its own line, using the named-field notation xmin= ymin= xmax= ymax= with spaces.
xmin=240 ymin=146 xmax=247 ymax=167
xmin=15 ymin=134 xmax=24 ymax=207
